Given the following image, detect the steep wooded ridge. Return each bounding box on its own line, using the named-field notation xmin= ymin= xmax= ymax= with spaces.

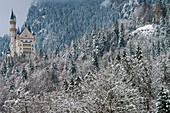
xmin=0 ymin=0 xmax=170 ymax=112
xmin=25 ymin=0 xmax=147 ymax=52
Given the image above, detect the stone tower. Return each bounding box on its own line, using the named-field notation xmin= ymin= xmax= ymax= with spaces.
xmin=9 ymin=10 xmax=17 ymax=57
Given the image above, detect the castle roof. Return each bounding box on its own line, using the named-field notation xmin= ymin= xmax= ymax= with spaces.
xmin=19 ymin=26 xmax=35 ymax=38
xmin=10 ymin=10 xmax=16 ymax=19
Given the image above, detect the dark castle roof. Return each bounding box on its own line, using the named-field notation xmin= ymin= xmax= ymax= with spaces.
xmin=10 ymin=10 xmax=16 ymax=19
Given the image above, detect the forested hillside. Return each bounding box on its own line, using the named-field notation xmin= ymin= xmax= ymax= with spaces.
xmin=0 ymin=0 xmax=170 ymax=112
xmin=25 ymin=0 xmax=140 ymax=52
xmin=0 ymin=35 xmax=10 ymax=57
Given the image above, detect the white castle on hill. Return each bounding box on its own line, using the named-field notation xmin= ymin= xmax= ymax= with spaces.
xmin=9 ymin=10 xmax=36 ymax=57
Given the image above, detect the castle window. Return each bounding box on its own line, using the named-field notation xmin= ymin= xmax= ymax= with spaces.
xmin=23 ymin=51 xmax=31 ymax=54
xmin=23 ymin=44 xmax=31 ymax=46
xmin=23 ymin=48 xmax=31 ymax=50
xmin=21 ymin=40 xmax=23 ymax=42
xmin=25 ymin=35 xmax=27 ymax=38
xmin=25 ymin=40 xmax=28 ymax=42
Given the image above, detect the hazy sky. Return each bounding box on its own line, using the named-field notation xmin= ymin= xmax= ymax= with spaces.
xmin=0 ymin=0 xmax=34 ymax=37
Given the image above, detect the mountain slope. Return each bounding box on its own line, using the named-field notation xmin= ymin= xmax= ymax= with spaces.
xmin=25 ymin=0 xmax=140 ymax=52
xmin=25 ymin=0 xmax=163 ymax=53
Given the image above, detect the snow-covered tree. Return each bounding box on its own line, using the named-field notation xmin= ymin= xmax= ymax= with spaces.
xmin=156 ymin=87 xmax=170 ymax=113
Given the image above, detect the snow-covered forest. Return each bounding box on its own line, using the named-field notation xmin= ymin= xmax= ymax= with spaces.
xmin=0 ymin=0 xmax=170 ymax=112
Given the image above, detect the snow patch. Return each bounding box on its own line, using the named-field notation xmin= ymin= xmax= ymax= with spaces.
xmin=130 ymin=24 xmax=155 ymax=36
xmin=101 ymin=0 xmax=111 ymax=7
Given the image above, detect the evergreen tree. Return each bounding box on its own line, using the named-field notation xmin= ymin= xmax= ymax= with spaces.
xmin=70 ymin=40 xmax=78 ymax=61
xmin=161 ymin=40 xmax=167 ymax=55
xmin=129 ymin=42 xmax=135 ymax=56
xmin=63 ymin=79 xmax=69 ymax=91
xmin=113 ymin=19 xmax=119 ymax=46
xmin=1 ymin=61 xmax=7 ymax=76
xmin=7 ymin=57 xmax=11 ymax=68
xmin=44 ymin=54 xmax=48 ymax=60
xmin=54 ymin=45 xmax=59 ymax=58
xmin=114 ymin=19 xmax=119 ymax=37
xmin=161 ymin=2 xmax=167 ymax=18
xmin=29 ymin=60 xmax=34 ymax=71
xmin=152 ymin=42 xmax=156 ymax=59
xmin=116 ymin=52 xmax=121 ymax=61
xmin=92 ymin=25 xmax=97 ymax=36
xmin=157 ymin=87 xmax=170 ymax=113
xmin=21 ymin=53 xmax=25 ymax=58
xmin=51 ymin=73 xmax=59 ymax=84
xmin=69 ymin=78 xmax=74 ymax=90
xmin=39 ymin=49 xmax=43 ymax=58
xmin=136 ymin=45 xmax=143 ymax=61
xmin=157 ymin=40 xmax=161 ymax=56
xmin=75 ymin=76 xmax=81 ymax=86
xmin=119 ymin=37 xmax=125 ymax=48
xmin=9 ymin=83 xmax=15 ymax=91
xmin=122 ymin=49 xmax=127 ymax=58
xmin=70 ymin=60 xmax=76 ymax=74
xmin=22 ymin=67 xmax=27 ymax=82
xmin=120 ymin=23 xmax=124 ymax=38
xmin=10 ymin=57 xmax=14 ymax=68
xmin=92 ymin=52 xmax=99 ymax=68
xmin=119 ymin=23 xmax=125 ymax=48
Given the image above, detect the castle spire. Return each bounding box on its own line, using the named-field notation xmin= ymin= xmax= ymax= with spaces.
xmin=10 ymin=9 xmax=15 ymax=19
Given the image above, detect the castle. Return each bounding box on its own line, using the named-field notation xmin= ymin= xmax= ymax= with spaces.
xmin=9 ymin=10 xmax=36 ymax=57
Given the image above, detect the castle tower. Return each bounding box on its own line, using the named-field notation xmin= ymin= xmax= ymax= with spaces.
xmin=9 ymin=10 xmax=17 ymax=57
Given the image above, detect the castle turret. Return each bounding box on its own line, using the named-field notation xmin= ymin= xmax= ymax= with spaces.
xmin=9 ymin=10 xmax=17 ymax=56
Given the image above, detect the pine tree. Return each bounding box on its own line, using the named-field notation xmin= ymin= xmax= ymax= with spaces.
xmin=75 ymin=76 xmax=81 ymax=86
xmin=120 ymin=23 xmax=124 ymax=38
xmin=152 ymin=42 xmax=156 ymax=59
xmin=29 ymin=60 xmax=34 ymax=71
xmin=161 ymin=2 xmax=167 ymax=18
xmin=22 ymin=67 xmax=27 ymax=82
xmin=63 ymin=79 xmax=69 ymax=91
xmin=116 ymin=52 xmax=121 ymax=61
xmin=1 ymin=61 xmax=7 ymax=76
xmin=92 ymin=52 xmax=99 ymax=68
xmin=69 ymin=78 xmax=74 ymax=90
xmin=21 ymin=53 xmax=25 ymax=58
xmin=51 ymin=73 xmax=59 ymax=84
xmin=70 ymin=60 xmax=76 ymax=74
xmin=119 ymin=37 xmax=125 ymax=48
xmin=10 ymin=57 xmax=14 ymax=68
xmin=7 ymin=57 xmax=11 ymax=68
xmin=136 ymin=45 xmax=143 ymax=61
xmin=114 ymin=19 xmax=119 ymax=46
xmin=92 ymin=25 xmax=97 ymax=36
xmin=129 ymin=42 xmax=135 ymax=56
xmin=157 ymin=87 xmax=170 ymax=113
xmin=44 ymin=54 xmax=48 ymax=60
xmin=54 ymin=45 xmax=59 ymax=58
xmin=122 ymin=49 xmax=127 ymax=58
xmin=157 ymin=40 xmax=161 ymax=56
xmin=39 ymin=49 xmax=43 ymax=58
